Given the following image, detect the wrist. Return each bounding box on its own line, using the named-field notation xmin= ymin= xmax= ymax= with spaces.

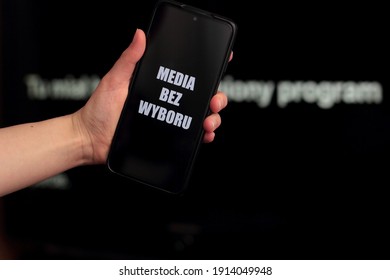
xmin=70 ymin=112 xmax=95 ymax=166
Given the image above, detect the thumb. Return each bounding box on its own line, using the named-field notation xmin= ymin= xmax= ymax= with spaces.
xmin=106 ymin=29 xmax=146 ymax=84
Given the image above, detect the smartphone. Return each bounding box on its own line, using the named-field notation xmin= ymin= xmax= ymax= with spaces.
xmin=107 ymin=0 xmax=237 ymax=194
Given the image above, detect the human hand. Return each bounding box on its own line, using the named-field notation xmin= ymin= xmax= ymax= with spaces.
xmin=74 ymin=29 xmax=231 ymax=164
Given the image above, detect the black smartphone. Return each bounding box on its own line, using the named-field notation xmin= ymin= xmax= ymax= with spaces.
xmin=107 ymin=0 xmax=237 ymax=194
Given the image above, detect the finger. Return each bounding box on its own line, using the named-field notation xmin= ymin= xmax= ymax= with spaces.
xmin=229 ymin=51 xmax=233 ymax=62
xmin=203 ymin=131 xmax=215 ymax=143
xmin=209 ymin=91 xmax=228 ymax=113
xmin=106 ymin=29 xmax=146 ymax=84
xmin=203 ymin=113 xmax=222 ymax=133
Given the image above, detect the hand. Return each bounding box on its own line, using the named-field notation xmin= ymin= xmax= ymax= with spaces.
xmin=74 ymin=29 xmax=231 ymax=164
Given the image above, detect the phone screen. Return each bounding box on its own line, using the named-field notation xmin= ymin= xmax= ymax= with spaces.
xmin=107 ymin=0 xmax=237 ymax=194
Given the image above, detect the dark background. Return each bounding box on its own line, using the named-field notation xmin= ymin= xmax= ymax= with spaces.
xmin=1 ymin=0 xmax=389 ymax=259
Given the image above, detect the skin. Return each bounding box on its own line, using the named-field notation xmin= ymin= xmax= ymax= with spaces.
xmin=0 ymin=29 xmax=231 ymax=197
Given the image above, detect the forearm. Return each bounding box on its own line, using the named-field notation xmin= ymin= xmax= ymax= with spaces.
xmin=0 ymin=114 xmax=87 ymax=196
